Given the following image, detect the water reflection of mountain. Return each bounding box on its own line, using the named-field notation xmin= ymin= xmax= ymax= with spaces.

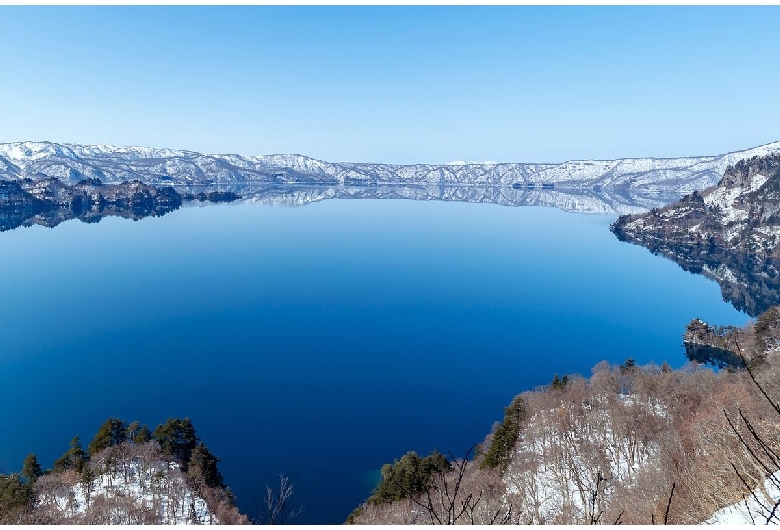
xmin=1 ymin=178 xmax=679 ymax=233
xmin=613 ymin=216 xmax=780 ymax=318
xmin=177 ymin=183 xmax=678 ymax=216
xmin=684 ymin=341 xmax=746 ymax=369
xmin=0 ymin=179 xmax=181 ymax=232
xmin=0 ymin=179 xmax=242 ymax=233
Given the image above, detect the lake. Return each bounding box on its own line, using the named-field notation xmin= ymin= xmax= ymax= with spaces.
xmin=0 ymin=195 xmax=749 ymax=523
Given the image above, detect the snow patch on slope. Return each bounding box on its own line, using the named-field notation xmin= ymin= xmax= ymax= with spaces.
xmin=36 ymin=459 xmax=219 ymax=525
xmin=705 ymin=470 xmax=780 ymax=525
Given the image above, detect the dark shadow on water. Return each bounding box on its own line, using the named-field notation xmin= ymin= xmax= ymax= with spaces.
xmin=613 ymin=225 xmax=780 ymax=318
xmin=683 ymin=342 xmax=745 ymax=370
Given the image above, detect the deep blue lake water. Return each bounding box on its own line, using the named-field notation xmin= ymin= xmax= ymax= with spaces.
xmin=0 ymin=197 xmax=749 ymax=523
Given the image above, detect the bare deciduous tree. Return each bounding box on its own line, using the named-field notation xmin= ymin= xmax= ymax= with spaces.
xmin=724 ymin=343 xmax=780 ymax=524
xmin=255 ymin=473 xmax=303 ymax=524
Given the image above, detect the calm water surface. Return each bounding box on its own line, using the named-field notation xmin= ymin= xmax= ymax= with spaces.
xmin=0 ymin=198 xmax=748 ymax=523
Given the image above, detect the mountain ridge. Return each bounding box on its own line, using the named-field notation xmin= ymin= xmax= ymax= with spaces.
xmin=2 ymin=140 xmax=779 ymax=196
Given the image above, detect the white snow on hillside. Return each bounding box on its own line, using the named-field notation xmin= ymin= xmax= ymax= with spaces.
xmin=35 ymin=456 xmax=219 ymax=524
xmin=1 ymin=140 xmax=779 ymax=196
xmin=705 ymin=470 xmax=780 ymax=525
xmin=505 ymin=393 xmax=669 ymax=524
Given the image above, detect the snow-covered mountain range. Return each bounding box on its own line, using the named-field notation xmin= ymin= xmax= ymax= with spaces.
xmin=2 ymin=140 xmax=780 ymax=195
xmin=223 ymin=183 xmax=673 ymax=216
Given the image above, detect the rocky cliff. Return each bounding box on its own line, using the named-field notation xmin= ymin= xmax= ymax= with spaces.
xmin=611 ymin=154 xmax=780 ymax=317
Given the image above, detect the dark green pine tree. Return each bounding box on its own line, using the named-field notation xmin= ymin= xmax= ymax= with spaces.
xmin=124 ymin=421 xmax=152 ymax=444
xmin=620 ymin=357 xmax=637 ymax=373
xmin=53 ymin=436 xmax=87 ymax=473
xmin=550 ymin=374 xmax=571 ymax=390
xmin=20 ymin=454 xmax=43 ymax=483
xmin=370 ymin=450 xmax=450 ymax=504
xmin=0 ymin=474 xmax=33 ymax=523
xmin=88 ymin=418 xmax=128 ymax=456
xmin=133 ymin=424 xmax=152 ymax=444
xmin=80 ymin=466 xmax=97 ymax=502
xmin=154 ymin=418 xmax=198 ymax=469
xmin=126 ymin=421 xmax=141 ymax=442
xmin=224 ymin=486 xmax=237 ymax=507
xmin=551 ymin=374 xmax=571 ymax=389
xmin=480 ymin=395 xmax=527 ymax=472
xmin=188 ymin=442 xmax=224 ymax=488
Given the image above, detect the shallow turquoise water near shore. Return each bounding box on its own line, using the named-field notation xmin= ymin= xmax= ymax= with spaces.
xmin=0 ymin=198 xmax=748 ymax=523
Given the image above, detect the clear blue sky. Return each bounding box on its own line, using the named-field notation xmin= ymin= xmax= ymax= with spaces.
xmin=1 ymin=6 xmax=778 ymax=164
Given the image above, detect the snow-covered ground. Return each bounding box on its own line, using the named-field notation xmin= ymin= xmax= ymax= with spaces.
xmin=505 ymin=393 xmax=668 ymax=524
xmin=706 ymin=470 xmax=780 ymax=525
xmin=35 ymin=458 xmax=220 ymax=525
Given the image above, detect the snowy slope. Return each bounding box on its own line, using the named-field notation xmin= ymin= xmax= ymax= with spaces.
xmin=1 ymin=140 xmax=779 ymax=196
xmin=705 ymin=470 xmax=780 ymax=525
xmin=34 ymin=459 xmax=219 ymax=525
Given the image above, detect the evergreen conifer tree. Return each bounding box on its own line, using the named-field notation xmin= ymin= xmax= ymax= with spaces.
xmin=20 ymin=454 xmax=42 ymax=483
xmin=80 ymin=466 xmax=97 ymax=503
xmin=133 ymin=424 xmax=152 ymax=444
xmin=154 ymin=418 xmax=197 ymax=469
xmin=126 ymin=421 xmax=141 ymax=442
xmin=480 ymin=395 xmax=527 ymax=471
xmin=188 ymin=442 xmax=224 ymax=488
xmin=0 ymin=474 xmax=33 ymax=523
xmin=370 ymin=450 xmax=450 ymax=504
xmin=53 ymin=436 xmax=87 ymax=473
xmin=620 ymin=357 xmax=637 ymax=373
xmin=88 ymin=418 xmax=128 ymax=455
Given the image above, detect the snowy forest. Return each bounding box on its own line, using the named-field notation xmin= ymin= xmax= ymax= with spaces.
xmin=0 ymin=417 xmax=247 ymax=524
xmin=349 ymin=307 xmax=780 ymax=525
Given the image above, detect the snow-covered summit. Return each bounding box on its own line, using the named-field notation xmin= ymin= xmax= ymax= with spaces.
xmin=445 ymin=160 xmax=503 ymax=166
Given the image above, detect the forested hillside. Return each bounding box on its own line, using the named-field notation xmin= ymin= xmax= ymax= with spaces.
xmin=350 ymin=309 xmax=780 ymax=524
xmin=0 ymin=417 xmax=247 ymax=524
